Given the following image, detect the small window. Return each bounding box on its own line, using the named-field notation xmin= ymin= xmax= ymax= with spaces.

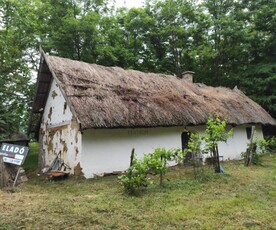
xmin=246 ymin=127 xmax=252 ymax=140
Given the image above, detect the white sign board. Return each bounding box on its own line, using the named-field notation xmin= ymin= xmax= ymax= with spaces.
xmin=0 ymin=143 xmax=29 ymax=166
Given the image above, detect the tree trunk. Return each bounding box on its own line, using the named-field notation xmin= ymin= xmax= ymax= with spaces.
xmin=213 ymin=145 xmax=221 ymax=173
xmin=160 ymin=155 xmax=163 ymax=186
xmin=0 ymin=155 xmax=4 ymax=188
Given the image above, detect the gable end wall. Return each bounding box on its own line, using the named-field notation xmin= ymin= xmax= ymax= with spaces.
xmin=39 ymin=78 xmax=82 ymax=175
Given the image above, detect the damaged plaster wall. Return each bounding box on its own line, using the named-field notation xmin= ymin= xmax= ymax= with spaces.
xmin=40 ymin=78 xmax=82 ymax=174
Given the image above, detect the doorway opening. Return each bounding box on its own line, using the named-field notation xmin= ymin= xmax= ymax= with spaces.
xmin=181 ymin=132 xmax=191 ymax=165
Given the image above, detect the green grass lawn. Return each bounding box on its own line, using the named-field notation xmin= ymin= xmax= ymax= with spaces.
xmin=23 ymin=142 xmax=39 ymax=171
xmin=0 ymin=143 xmax=275 ymax=229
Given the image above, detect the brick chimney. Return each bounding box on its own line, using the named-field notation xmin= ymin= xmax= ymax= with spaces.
xmin=181 ymin=71 xmax=194 ymax=83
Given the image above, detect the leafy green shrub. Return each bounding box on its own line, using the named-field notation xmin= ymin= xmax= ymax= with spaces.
xmin=118 ymin=148 xmax=183 ymax=193
xmin=256 ymin=139 xmax=269 ymax=155
xmin=118 ymin=155 xmax=150 ymax=194
xmin=183 ymin=133 xmax=203 ymax=156
xmin=269 ymin=136 xmax=276 ymax=152
xmin=183 ymin=133 xmax=204 ymax=178
xmin=204 ymin=116 xmax=233 ymax=153
xmin=252 ymin=152 xmax=262 ymax=166
xmin=253 ymin=137 xmax=276 ymax=165
xmin=242 ymin=136 xmax=276 ymax=166
xmin=144 ymin=148 xmax=182 ymax=186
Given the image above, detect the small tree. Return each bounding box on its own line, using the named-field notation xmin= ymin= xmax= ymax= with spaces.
xmin=204 ymin=116 xmax=233 ymax=173
xmin=118 ymin=148 xmax=183 ymax=193
xmin=183 ymin=132 xmax=204 ymax=178
xmin=118 ymin=154 xmax=150 ymax=194
xmin=144 ymin=148 xmax=182 ymax=186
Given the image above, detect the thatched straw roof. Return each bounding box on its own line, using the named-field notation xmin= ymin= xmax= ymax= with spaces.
xmin=29 ymin=52 xmax=276 ymax=132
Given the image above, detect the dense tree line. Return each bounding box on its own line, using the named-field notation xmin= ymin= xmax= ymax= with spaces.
xmin=0 ymin=0 xmax=275 ymax=138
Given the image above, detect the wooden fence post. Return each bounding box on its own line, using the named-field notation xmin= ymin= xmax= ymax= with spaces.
xmin=130 ymin=148 xmax=135 ymax=167
xmin=244 ymin=126 xmax=256 ymax=167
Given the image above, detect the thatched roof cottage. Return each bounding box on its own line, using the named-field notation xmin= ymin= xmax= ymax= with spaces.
xmin=29 ymin=51 xmax=276 ymax=178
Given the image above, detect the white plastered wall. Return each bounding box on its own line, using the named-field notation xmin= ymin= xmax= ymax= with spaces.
xmin=40 ymin=78 xmax=82 ymax=173
xmin=218 ymin=125 xmax=263 ymax=160
xmin=187 ymin=124 xmax=263 ymax=160
xmin=81 ymin=124 xmax=263 ymax=178
xmin=81 ymin=127 xmax=184 ymax=178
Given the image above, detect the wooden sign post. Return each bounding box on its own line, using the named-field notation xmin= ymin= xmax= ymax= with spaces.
xmin=0 ymin=143 xmax=29 ymax=188
xmin=0 ymin=154 xmax=4 ymax=188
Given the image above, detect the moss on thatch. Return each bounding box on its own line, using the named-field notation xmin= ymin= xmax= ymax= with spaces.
xmin=31 ymin=53 xmax=276 ymax=131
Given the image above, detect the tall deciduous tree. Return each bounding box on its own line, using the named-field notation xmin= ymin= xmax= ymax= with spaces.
xmin=0 ymin=0 xmax=37 ymax=138
xmin=237 ymin=0 xmax=276 ymax=118
xmin=0 ymin=0 xmax=275 ymax=139
xmin=144 ymin=0 xmax=199 ymax=76
xmin=38 ymin=0 xmax=106 ymax=63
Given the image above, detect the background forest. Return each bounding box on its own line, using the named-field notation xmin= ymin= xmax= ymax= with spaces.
xmin=0 ymin=0 xmax=275 ymax=138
